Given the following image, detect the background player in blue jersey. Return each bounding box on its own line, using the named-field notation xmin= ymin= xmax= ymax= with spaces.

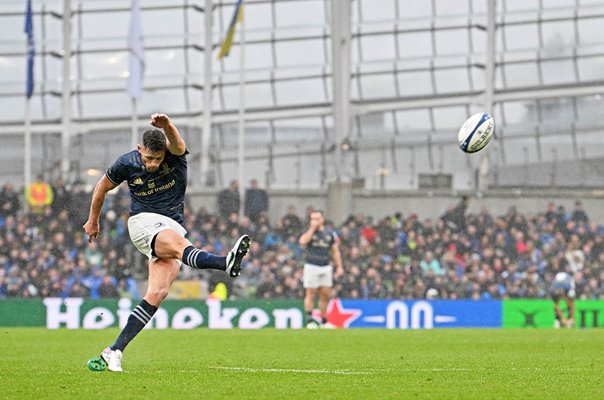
xmin=299 ymin=210 xmax=344 ymax=328
xmin=84 ymin=113 xmax=250 ymax=372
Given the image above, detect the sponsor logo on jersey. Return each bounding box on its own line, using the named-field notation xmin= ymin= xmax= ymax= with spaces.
xmin=130 ymin=177 xmax=143 ymax=186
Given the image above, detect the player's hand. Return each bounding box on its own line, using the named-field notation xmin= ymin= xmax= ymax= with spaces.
xmin=83 ymin=220 xmax=99 ymax=243
xmin=335 ymin=267 xmax=344 ymax=279
xmin=309 ymin=219 xmax=320 ymax=230
xmin=150 ymin=113 xmax=171 ymax=129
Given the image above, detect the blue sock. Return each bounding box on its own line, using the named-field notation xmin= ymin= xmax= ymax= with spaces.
xmin=182 ymin=246 xmax=226 ymax=270
xmin=110 ymin=299 xmax=157 ymax=352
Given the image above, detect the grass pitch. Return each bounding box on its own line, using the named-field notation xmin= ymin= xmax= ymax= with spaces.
xmin=1 ymin=328 xmax=603 ymax=399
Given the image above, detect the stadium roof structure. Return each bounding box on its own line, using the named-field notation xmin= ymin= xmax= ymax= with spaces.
xmin=0 ymin=0 xmax=603 ymax=190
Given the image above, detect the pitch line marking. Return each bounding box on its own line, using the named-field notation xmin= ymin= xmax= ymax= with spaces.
xmin=209 ymin=366 xmax=373 ymax=375
xmin=209 ymin=366 xmax=486 ymax=374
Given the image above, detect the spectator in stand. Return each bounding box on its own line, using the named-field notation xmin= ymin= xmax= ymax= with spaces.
xmin=112 ymin=183 xmax=131 ymax=216
xmin=544 ymin=202 xmax=557 ymax=223
xmin=555 ymin=205 xmax=569 ymax=233
xmin=420 ymin=251 xmax=444 ymax=276
xmin=99 ymin=275 xmax=119 ymax=298
xmin=2 ymin=178 xmax=604 ymax=305
xmin=217 ymin=180 xmax=240 ymax=220
xmin=281 ymin=205 xmax=303 ymax=238
xmin=443 ymin=195 xmax=469 ymax=232
xmin=70 ymin=181 xmax=90 ymax=225
xmin=0 ymin=182 xmax=20 ymax=218
xmin=116 ymin=270 xmax=140 ymax=299
xmin=360 ymin=217 xmax=377 ymax=243
xmin=52 ymin=177 xmax=71 ymax=216
xmin=244 ymin=179 xmax=269 ymax=224
xmin=571 ymin=200 xmax=589 ymax=223
xmin=25 ymin=175 xmax=54 ymax=214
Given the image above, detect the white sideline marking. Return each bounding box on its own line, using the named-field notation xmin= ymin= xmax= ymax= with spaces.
xmin=209 ymin=366 xmax=373 ymax=375
xmin=209 ymin=366 xmax=488 ymax=374
xmin=407 ymin=368 xmax=469 ymax=372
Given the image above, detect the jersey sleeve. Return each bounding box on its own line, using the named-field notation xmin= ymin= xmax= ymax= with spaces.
xmin=166 ymin=148 xmax=188 ymax=167
xmin=332 ymin=230 xmax=339 ymax=245
xmin=105 ymin=158 xmax=128 ymax=185
xmin=169 ymin=148 xmax=189 ymax=158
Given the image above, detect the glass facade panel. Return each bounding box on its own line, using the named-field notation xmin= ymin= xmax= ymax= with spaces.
xmin=0 ymin=0 xmax=602 ymax=189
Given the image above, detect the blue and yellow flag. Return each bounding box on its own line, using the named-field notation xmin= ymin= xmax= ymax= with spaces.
xmin=217 ymin=0 xmax=244 ymax=59
xmin=24 ymin=0 xmax=35 ymax=98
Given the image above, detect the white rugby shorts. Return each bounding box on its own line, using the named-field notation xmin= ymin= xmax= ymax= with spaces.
xmin=303 ymin=263 xmax=333 ymax=289
xmin=127 ymin=212 xmax=187 ymax=263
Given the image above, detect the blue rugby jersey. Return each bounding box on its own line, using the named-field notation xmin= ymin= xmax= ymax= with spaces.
xmin=106 ymin=149 xmax=188 ymax=224
xmin=305 ymin=228 xmax=338 ymax=266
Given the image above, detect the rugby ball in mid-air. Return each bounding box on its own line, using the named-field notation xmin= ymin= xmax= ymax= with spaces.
xmin=457 ymin=112 xmax=495 ymax=153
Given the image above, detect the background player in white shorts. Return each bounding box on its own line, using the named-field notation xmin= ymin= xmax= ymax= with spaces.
xmin=299 ymin=210 xmax=343 ymax=328
xmin=551 ymin=272 xmax=576 ymax=328
xmin=551 ymin=238 xmax=585 ymax=328
xmin=84 ymin=113 xmax=250 ymax=372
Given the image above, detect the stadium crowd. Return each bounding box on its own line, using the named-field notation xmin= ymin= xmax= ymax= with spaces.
xmin=1 ymin=179 xmax=603 ymax=301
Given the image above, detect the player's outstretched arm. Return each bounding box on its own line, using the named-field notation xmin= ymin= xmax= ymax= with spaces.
xmin=83 ymin=175 xmax=118 ymax=242
xmin=150 ymin=113 xmax=186 ymax=156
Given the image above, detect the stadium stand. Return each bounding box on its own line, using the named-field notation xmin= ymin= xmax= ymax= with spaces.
xmin=1 ymin=183 xmax=602 ymax=301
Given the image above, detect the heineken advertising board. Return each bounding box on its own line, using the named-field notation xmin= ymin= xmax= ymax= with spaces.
xmin=0 ymin=298 xmax=602 ymax=329
xmin=0 ymin=298 xmax=304 ymax=329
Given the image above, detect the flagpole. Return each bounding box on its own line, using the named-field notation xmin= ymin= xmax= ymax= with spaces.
xmin=127 ymin=0 xmax=144 ymax=148
xmin=61 ymin=0 xmax=72 ymax=180
xmin=201 ymin=0 xmax=213 ymax=186
xmin=24 ymin=0 xmax=34 ymax=189
xmin=130 ymin=98 xmax=138 ymax=149
xmin=24 ymin=99 xmax=32 ymax=189
xmin=237 ymin=6 xmax=245 ymax=220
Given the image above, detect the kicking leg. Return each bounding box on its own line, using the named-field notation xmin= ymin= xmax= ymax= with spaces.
xmin=154 ymin=229 xmax=225 ymax=270
xmin=153 ymin=229 xmax=250 ymax=276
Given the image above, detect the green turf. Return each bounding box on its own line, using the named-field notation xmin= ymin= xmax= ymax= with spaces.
xmin=1 ymin=328 xmax=603 ymax=399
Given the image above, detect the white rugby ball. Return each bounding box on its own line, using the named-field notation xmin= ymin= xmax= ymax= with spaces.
xmin=457 ymin=112 xmax=495 ymax=153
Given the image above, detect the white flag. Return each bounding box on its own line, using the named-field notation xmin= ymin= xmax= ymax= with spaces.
xmin=127 ymin=0 xmax=144 ymax=99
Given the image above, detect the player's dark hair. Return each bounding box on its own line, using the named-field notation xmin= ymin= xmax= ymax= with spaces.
xmin=142 ymin=129 xmax=167 ymax=153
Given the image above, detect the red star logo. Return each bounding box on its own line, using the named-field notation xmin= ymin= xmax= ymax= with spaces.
xmin=313 ymin=298 xmax=361 ymax=328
